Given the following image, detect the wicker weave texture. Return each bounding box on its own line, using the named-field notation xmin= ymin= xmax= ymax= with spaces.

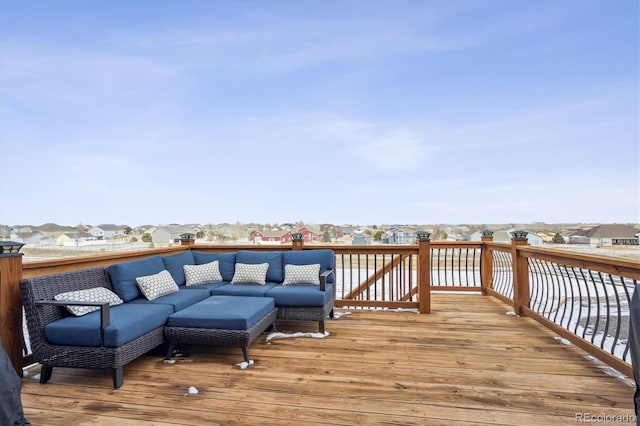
xmin=164 ymin=308 xmax=278 ymax=348
xmin=20 ymin=267 xmax=165 ymax=373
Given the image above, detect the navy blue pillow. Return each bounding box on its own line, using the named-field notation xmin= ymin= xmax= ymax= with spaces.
xmin=283 ymin=250 xmax=335 ymax=283
xmin=162 ymin=251 xmax=195 ymax=286
xmin=107 ymin=256 xmax=165 ymax=302
xmin=192 ymin=251 xmax=237 ymax=282
xmin=236 ymin=251 xmax=284 ymax=283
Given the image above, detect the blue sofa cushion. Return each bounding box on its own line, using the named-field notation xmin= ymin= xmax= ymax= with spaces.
xmin=192 ymin=251 xmax=237 ymax=282
xmin=162 ymin=251 xmax=195 ymax=286
xmin=167 ymin=296 xmax=275 ymax=330
xmin=283 ymin=250 xmax=335 ymax=283
xmin=236 ymin=251 xmax=283 ymax=283
xmin=266 ymin=284 xmax=334 ymax=307
xmin=181 ymin=282 xmax=228 ymax=294
xmin=45 ymin=303 xmax=173 ymax=347
xmin=128 ymin=287 xmax=210 ymax=312
xmin=211 ymin=283 xmax=278 ymax=297
xmin=107 ymin=256 xmax=166 ymax=302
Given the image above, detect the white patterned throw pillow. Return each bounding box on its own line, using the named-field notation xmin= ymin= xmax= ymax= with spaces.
xmin=54 ymin=287 xmax=123 ymax=316
xmin=231 ymin=262 xmax=269 ymax=285
xmin=184 ymin=261 xmax=223 ymax=286
xmin=282 ymin=264 xmax=321 ymax=286
xmin=136 ymin=270 xmax=179 ymax=300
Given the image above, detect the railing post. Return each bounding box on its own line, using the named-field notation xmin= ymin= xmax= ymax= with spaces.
xmin=480 ymin=230 xmax=494 ymax=296
xmin=416 ymin=231 xmax=431 ymax=314
xmin=510 ymin=230 xmax=530 ymax=316
xmin=0 ymin=242 xmax=25 ymax=376
xmin=291 ymin=232 xmax=304 ymax=251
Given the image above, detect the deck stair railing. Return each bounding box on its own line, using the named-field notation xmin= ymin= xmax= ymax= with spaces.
xmin=0 ymin=233 xmax=638 ymax=379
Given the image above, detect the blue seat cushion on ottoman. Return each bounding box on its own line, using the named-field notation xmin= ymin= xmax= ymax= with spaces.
xmin=236 ymin=251 xmax=284 ymax=283
xmin=45 ymin=303 xmax=173 ymax=348
xmin=107 ymin=256 xmax=166 ymax=302
xmin=211 ymin=283 xmax=277 ymax=297
xmin=167 ymin=296 xmax=276 ymax=330
xmin=162 ymin=251 xmax=195 ymax=286
xmin=266 ymin=283 xmax=334 ymax=307
xmin=283 ymin=250 xmax=335 ymax=283
xmin=129 ymin=287 xmax=210 ymax=312
xmin=192 ymin=252 xmax=236 ymax=282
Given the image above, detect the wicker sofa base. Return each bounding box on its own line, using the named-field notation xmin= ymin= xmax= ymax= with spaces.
xmin=277 ymin=295 xmax=335 ymax=334
xmin=164 ymin=307 xmax=278 ymax=363
xmin=36 ymin=326 xmax=165 ymax=389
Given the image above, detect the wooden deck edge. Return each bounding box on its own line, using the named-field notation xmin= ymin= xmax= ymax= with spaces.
xmin=522 ymin=307 xmax=633 ymax=379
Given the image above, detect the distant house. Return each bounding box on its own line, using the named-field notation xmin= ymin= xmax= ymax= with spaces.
xmin=10 ymin=231 xmax=47 ymax=245
xmin=569 ymin=224 xmax=639 ymax=246
xmin=56 ymin=232 xmax=97 ymax=247
xmin=151 ymin=226 xmax=197 ymax=244
xmin=469 ymin=229 xmax=544 ymax=246
xmin=88 ymin=224 xmax=127 ymax=239
xmin=383 ymin=227 xmax=418 ymax=244
xmin=11 ymin=225 xmax=33 ymax=234
xmin=352 ymin=232 xmax=370 ymax=246
xmin=253 ymin=230 xmax=293 ymax=245
xmin=298 ymin=227 xmax=320 ymax=243
xmin=536 ymin=231 xmax=555 ymax=243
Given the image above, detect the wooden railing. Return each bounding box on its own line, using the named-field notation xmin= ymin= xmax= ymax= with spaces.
xmin=1 ymin=236 xmax=638 ymax=379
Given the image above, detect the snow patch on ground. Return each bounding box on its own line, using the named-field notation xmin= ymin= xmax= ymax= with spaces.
xmin=553 ymin=336 xmax=572 ymax=346
xmin=235 ymin=360 xmax=255 ymax=369
xmin=185 ymin=386 xmax=199 ymax=396
xmin=266 ymin=331 xmax=329 ymax=343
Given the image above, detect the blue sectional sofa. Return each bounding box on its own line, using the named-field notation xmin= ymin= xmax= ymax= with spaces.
xmin=20 ymin=249 xmax=335 ymax=388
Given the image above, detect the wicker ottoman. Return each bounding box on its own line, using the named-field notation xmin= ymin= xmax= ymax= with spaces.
xmin=164 ymin=295 xmax=278 ymax=364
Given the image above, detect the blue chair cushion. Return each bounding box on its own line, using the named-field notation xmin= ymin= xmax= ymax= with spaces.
xmin=162 ymin=251 xmax=195 ymax=286
xmin=167 ymin=296 xmax=276 ymax=330
xmin=283 ymin=250 xmax=335 ymax=283
xmin=236 ymin=251 xmax=283 ymax=283
xmin=211 ymin=283 xmax=278 ymax=297
xmin=107 ymin=256 xmax=166 ymax=302
xmin=266 ymin=284 xmax=334 ymax=307
xmin=128 ymin=287 xmax=210 ymax=312
xmin=192 ymin=251 xmax=237 ymax=282
xmin=45 ymin=303 xmax=173 ymax=347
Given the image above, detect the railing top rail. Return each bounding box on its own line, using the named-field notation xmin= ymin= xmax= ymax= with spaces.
xmin=483 ymin=242 xmax=512 ymax=252
xmin=517 ymin=245 xmax=640 ymax=279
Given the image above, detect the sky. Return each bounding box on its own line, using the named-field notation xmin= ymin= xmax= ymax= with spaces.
xmin=1 ymin=0 xmax=638 ymax=227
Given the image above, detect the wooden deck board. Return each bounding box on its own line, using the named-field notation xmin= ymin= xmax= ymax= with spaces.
xmin=20 ymin=294 xmax=635 ymax=425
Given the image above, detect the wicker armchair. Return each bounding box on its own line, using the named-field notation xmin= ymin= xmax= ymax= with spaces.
xmin=20 ymin=267 xmax=165 ymax=389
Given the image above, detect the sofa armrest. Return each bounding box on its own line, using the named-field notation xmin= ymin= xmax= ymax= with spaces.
xmin=35 ymin=300 xmax=111 ymax=331
xmin=319 ymin=269 xmax=333 ymax=292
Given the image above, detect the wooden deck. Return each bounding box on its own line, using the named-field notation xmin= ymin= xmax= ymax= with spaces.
xmin=20 ymin=294 xmax=635 ymax=425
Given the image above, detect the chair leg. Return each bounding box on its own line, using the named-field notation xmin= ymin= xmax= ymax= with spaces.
xmin=242 ymin=347 xmax=249 ymax=363
xmin=329 ymin=309 xmax=335 ymax=319
xmin=165 ymin=343 xmax=175 ymax=360
xmin=319 ymin=321 xmax=325 ymax=334
xmin=40 ymin=366 xmax=53 ymax=384
xmin=112 ymin=367 xmax=123 ymax=389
